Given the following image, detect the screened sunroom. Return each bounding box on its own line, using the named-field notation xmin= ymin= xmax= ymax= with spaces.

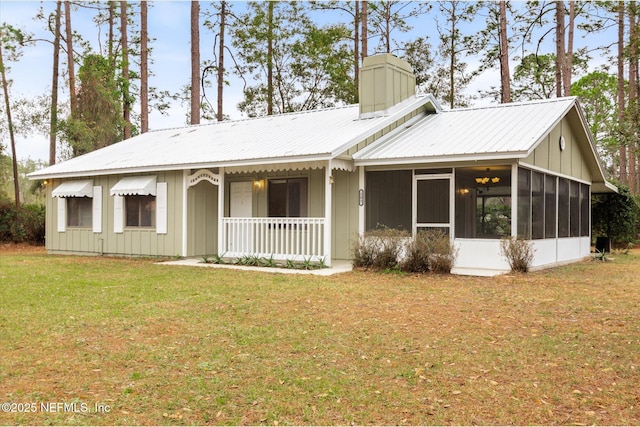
xmin=354 ymin=96 xmax=615 ymax=275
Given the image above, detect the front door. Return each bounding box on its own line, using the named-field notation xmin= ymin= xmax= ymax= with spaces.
xmin=229 ymin=181 xmax=253 ymax=253
xmin=230 ymin=181 xmax=253 ymax=217
xmin=413 ymin=174 xmax=453 ymax=236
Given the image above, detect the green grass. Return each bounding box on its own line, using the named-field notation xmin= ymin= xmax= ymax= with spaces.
xmin=1 ymin=248 xmax=639 ymax=425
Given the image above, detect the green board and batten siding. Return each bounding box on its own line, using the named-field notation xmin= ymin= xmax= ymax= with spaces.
xmin=187 ymin=180 xmax=218 ymax=257
xmin=331 ymin=169 xmax=359 ymax=260
xmin=523 ymin=114 xmax=592 ymax=182
xmin=46 ymin=171 xmax=184 ymax=257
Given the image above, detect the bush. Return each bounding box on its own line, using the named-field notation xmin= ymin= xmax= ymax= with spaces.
xmin=352 ymin=228 xmax=409 ymax=270
xmin=0 ymin=202 xmax=45 ymax=245
xmin=500 ymin=236 xmax=535 ymax=273
xmin=20 ymin=204 xmax=46 ymax=245
xmin=353 ymin=228 xmax=458 ymax=274
xmin=402 ymin=229 xmax=458 ymax=274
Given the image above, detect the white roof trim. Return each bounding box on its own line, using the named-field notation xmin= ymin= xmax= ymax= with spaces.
xmin=226 ymin=160 xmax=326 ymax=175
xmin=110 ymin=176 xmax=157 ymax=196
xmin=354 ymin=151 xmax=528 ymax=167
xmin=52 ymin=180 xmax=93 ymax=198
xmin=332 ymin=159 xmax=355 ymax=172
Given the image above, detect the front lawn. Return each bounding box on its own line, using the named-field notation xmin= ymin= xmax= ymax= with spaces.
xmin=1 ymin=246 xmax=639 ymax=425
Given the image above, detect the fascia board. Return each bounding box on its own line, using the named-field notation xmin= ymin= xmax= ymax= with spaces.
xmin=353 ymin=151 xmax=527 ymax=167
xmin=29 ymin=154 xmax=337 ymax=180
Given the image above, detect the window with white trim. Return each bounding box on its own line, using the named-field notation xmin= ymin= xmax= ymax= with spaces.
xmin=52 ymin=181 xmax=101 ymax=233
xmin=125 ymin=195 xmax=156 ymax=227
xmin=268 ymin=178 xmax=308 ymax=217
xmin=67 ymin=197 xmax=93 ymax=227
xmin=110 ymin=176 xmax=166 ymax=233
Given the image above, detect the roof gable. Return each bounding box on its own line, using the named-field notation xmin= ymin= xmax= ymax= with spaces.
xmin=354 ymin=96 xmax=615 ymax=192
xmin=354 ymin=97 xmax=577 ymax=163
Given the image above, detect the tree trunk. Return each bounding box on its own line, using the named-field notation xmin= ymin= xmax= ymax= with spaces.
xmin=354 ymin=0 xmax=359 ymax=102
xmin=108 ymin=2 xmax=115 ymax=68
xmin=629 ymin=2 xmax=638 ymax=193
xmin=0 ymin=41 xmax=20 ymax=210
xmin=563 ymin=1 xmax=575 ymax=97
xmin=449 ymin=2 xmax=457 ymax=109
xmin=217 ymin=0 xmax=226 ymax=122
xmin=385 ymin=3 xmax=391 ymax=53
xmin=64 ymin=1 xmax=76 ymax=116
xmin=267 ymin=1 xmax=274 ymax=116
xmin=49 ymin=1 xmax=62 ymax=166
xmin=191 ymin=1 xmax=200 ymax=124
xmin=498 ymin=0 xmax=511 ymax=103
xmin=140 ymin=0 xmax=148 ymax=133
xmin=120 ymin=1 xmax=131 ymax=139
xmin=618 ymin=1 xmax=627 ymax=185
xmin=361 ymin=1 xmax=368 ymax=61
xmin=555 ymin=1 xmax=565 ymax=97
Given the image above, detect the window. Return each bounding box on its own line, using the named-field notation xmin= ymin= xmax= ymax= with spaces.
xmin=558 ymin=178 xmax=570 ymax=237
xmin=455 ymin=167 xmax=511 ymax=239
xmin=531 ymin=171 xmax=545 ymax=239
xmin=268 ymin=178 xmax=308 ymax=217
xmin=366 ymin=170 xmax=411 ymax=230
xmin=126 ymin=195 xmax=156 ymax=227
xmin=570 ymin=181 xmax=580 ymax=237
xmin=517 ymin=168 xmax=531 ymax=239
xmin=580 ymin=183 xmax=590 ymax=237
xmin=517 ymin=170 xmax=589 ymax=240
xmin=67 ymin=197 xmax=92 ymax=227
xmin=544 ymin=175 xmax=556 ymax=238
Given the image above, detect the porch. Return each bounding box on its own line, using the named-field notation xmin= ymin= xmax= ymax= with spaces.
xmin=221 ymin=217 xmax=326 ymax=262
xmin=185 ymin=161 xmax=358 ymax=266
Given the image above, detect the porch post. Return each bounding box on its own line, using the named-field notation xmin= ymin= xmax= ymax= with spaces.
xmin=217 ymin=167 xmax=225 ymax=256
xmin=511 ymin=163 xmax=518 ymax=237
xmin=182 ymin=169 xmax=188 ymax=257
xmin=324 ymin=160 xmax=333 ymax=266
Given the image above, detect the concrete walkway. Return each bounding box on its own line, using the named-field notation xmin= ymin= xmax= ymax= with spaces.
xmin=160 ymin=258 xmax=353 ymax=276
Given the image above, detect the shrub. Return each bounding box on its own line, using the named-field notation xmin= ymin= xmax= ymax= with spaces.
xmin=500 ymin=236 xmax=535 ymax=273
xmin=352 ymin=228 xmax=409 ymax=270
xmin=20 ymin=204 xmax=46 ymax=245
xmin=0 ymin=202 xmax=45 ymax=245
xmin=402 ymin=229 xmax=458 ymax=274
xmin=0 ymin=201 xmax=19 ymax=242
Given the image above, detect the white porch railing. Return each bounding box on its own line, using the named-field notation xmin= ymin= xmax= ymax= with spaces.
xmin=221 ymin=217 xmax=326 ymax=261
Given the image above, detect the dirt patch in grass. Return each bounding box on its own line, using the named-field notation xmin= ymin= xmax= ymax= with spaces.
xmin=0 ymin=243 xmax=45 ymax=254
xmin=0 ymin=250 xmax=639 ymax=425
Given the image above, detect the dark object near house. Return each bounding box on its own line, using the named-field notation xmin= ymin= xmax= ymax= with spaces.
xmin=595 ymin=236 xmax=611 ymax=253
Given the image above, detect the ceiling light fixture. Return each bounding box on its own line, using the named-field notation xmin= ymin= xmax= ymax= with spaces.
xmin=475 ymin=168 xmax=500 ymax=185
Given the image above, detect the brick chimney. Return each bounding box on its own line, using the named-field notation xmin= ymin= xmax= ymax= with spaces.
xmin=359 ymin=53 xmax=416 ymax=119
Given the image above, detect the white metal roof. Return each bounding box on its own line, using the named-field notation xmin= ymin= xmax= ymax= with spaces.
xmin=30 ymin=96 xmax=437 ymax=179
xmin=353 ymin=97 xmax=578 ymax=164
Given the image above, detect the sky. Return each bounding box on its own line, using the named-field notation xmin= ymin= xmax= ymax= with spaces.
xmin=0 ymin=1 xmax=616 ymax=164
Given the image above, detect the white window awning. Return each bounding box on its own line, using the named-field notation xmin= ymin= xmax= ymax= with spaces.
xmin=52 ymin=180 xmax=93 ymax=198
xmin=110 ymin=176 xmax=157 ymax=196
